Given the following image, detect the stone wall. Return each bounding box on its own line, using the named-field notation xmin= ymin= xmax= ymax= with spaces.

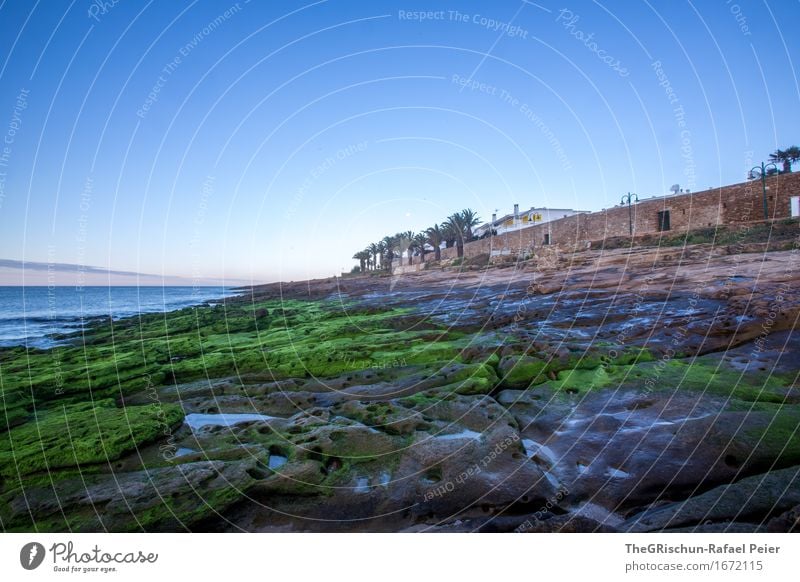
xmin=399 ymin=172 xmax=800 ymax=268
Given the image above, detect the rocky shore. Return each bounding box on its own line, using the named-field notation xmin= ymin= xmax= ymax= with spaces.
xmin=2 ymin=235 xmax=799 ymax=532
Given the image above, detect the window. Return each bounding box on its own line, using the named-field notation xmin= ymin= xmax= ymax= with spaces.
xmin=543 ymin=233 xmax=551 ymax=245
xmin=657 ymin=210 xmax=671 ymax=231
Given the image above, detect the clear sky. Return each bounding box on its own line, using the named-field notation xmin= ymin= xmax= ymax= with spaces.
xmin=0 ymin=0 xmax=798 ymax=284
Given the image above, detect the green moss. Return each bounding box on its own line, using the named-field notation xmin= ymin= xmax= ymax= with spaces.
xmin=444 ymin=362 xmax=498 ymax=395
xmin=646 ymin=359 xmax=792 ymax=403
xmin=0 ymin=400 xmax=183 ymax=477
xmin=0 ymin=299 xmax=463 ymax=435
xmin=347 ymin=402 xmax=395 ymax=428
xmin=551 ymin=367 xmax=611 ymax=394
xmin=611 ymin=347 xmax=655 ymax=366
xmin=526 ymin=355 xmax=794 ymax=404
xmin=742 ymin=408 xmax=800 ymax=466
xmin=484 ymin=352 xmax=500 ymax=368
xmin=398 ymin=390 xmax=442 ymax=408
xmin=130 ymin=478 xmax=247 ymax=532
xmin=499 ymin=355 xmax=547 ymax=388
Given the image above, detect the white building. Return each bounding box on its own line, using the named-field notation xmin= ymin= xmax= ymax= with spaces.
xmin=473 ymin=204 xmax=589 ymax=237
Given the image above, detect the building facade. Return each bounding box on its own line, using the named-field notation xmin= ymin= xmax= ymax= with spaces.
xmin=474 ymin=204 xmax=588 ymax=238
xmin=393 ymin=172 xmax=800 ymax=272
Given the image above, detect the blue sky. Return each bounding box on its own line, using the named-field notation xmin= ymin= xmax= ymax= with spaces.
xmin=0 ymin=0 xmax=798 ymax=284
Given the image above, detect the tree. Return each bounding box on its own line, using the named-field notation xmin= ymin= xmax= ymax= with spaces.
xmin=769 ymin=149 xmax=791 ymax=173
xmin=367 ymin=243 xmax=380 ymax=271
xmin=396 ymin=231 xmax=415 ymax=266
xmin=785 ymin=146 xmax=800 ymax=172
xmin=352 ymin=250 xmax=368 ymax=273
xmin=376 ymin=240 xmax=387 ymax=270
xmin=442 ymin=209 xmax=482 ymax=258
xmin=413 ymin=232 xmax=428 ymax=263
xmin=460 ymin=208 xmax=482 ymax=242
xmin=442 ymin=221 xmax=458 ymax=249
xmin=444 ymin=214 xmax=466 ymax=257
xmin=426 ymin=224 xmax=444 ymax=261
xmin=381 ymin=235 xmax=396 ymax=268
xmin=769 ymin=146 xmax=800 ymax=173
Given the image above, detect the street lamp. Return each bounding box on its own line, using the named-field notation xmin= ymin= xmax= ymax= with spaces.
xmin=748 ymin=161 xmax=778 ymax=220
xmin=621 ymin=192 xmax=639 ymax=236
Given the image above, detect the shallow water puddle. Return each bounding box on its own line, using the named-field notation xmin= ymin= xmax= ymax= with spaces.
xmin=268 ymin=454 xmax=288 ymax=469
xmin=184 ymin=412 xmax=276 ymax=431
xmin=605 ymin=467 xmax=629 ymax=479
xmin=436 ymin=429 xmax=483 ymax=441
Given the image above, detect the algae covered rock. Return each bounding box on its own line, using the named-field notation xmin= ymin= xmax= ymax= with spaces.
xmin=0 ymin=399 xmax=183 ymax=477
xmin=1 ymin=459 xmax=257 ymax=532
xmin=498 ymin=355 xmax=546 ymax=388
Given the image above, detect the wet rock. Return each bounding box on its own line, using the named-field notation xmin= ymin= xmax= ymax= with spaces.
xmin=514 ymin=514 xmax=618 ymax=533
xmin=1 ymin=460 xmax=257 ymax=532
xmin=393 ymin=424 xmax=556 ymax=520
xmin=498 ymin=355 xmax=547 ymax=388
xmin=766 ymin=504 xmax=800 ymax=532
xmin=620 ymin=466 xmax=800 ymax=532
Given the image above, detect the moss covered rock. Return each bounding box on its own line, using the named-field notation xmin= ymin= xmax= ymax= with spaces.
xmin=0 ymin=400 xmax=183 ymax=477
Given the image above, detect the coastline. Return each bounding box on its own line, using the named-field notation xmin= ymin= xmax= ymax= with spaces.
xmin=1 ymin=239 xmax=799 ymax=532
xmin=0 ymin=285 xmax=240 ymax=350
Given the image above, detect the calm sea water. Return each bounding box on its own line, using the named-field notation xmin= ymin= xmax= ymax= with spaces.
xmin=0 ymin=286 xmax=238 ymax=349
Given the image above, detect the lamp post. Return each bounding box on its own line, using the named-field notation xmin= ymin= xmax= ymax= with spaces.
xmin=621 ymin=192 xmax=638 ymax=236
xmin=749 ymin=161 xmax=778 ymax=220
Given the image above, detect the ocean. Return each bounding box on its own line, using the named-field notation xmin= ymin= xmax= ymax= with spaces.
xmin=0 ymin=286 xmax=238 ymax=349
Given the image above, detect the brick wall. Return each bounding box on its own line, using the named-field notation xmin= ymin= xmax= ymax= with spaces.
xmin=398 ymin=172 xmax=800 ymax=268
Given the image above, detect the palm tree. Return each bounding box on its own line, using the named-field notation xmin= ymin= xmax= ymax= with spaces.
xmin=376 ymin=240 xmax=387 ymax=270
xmin=413 ymin=232 xmax=428 ymax=263
xmin=381 ymin=235 xmax=396 ymax=268
xmin=769 ymin=149 xmax=791 ymax=174
xmin=444 ymin=213 xmax=467 ymax=257
xmin=396 ymin=231 xmax=415 ymax=266
xmin=769 ymin=146 xmax=800 ymax=173
xmin=443 ymin=209 xmax=482 ymax=258
xmin=426 ymin=224 xmax=444 ymax=261
xmin=785 ymin=146 xmax=800 ymax=172
xmin=460 ymin=208 xmax=481 ymax=242
xmin=367 ymin=243 xmax=380 ymax=271
xmin=352 ymin=251 xmax=368 ymax=273
xmin=442 ymin=219 xmax=459 ymax=250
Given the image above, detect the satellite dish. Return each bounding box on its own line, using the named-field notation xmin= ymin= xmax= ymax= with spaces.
xmin=670 ymin=184 xmax=680 ymax=194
